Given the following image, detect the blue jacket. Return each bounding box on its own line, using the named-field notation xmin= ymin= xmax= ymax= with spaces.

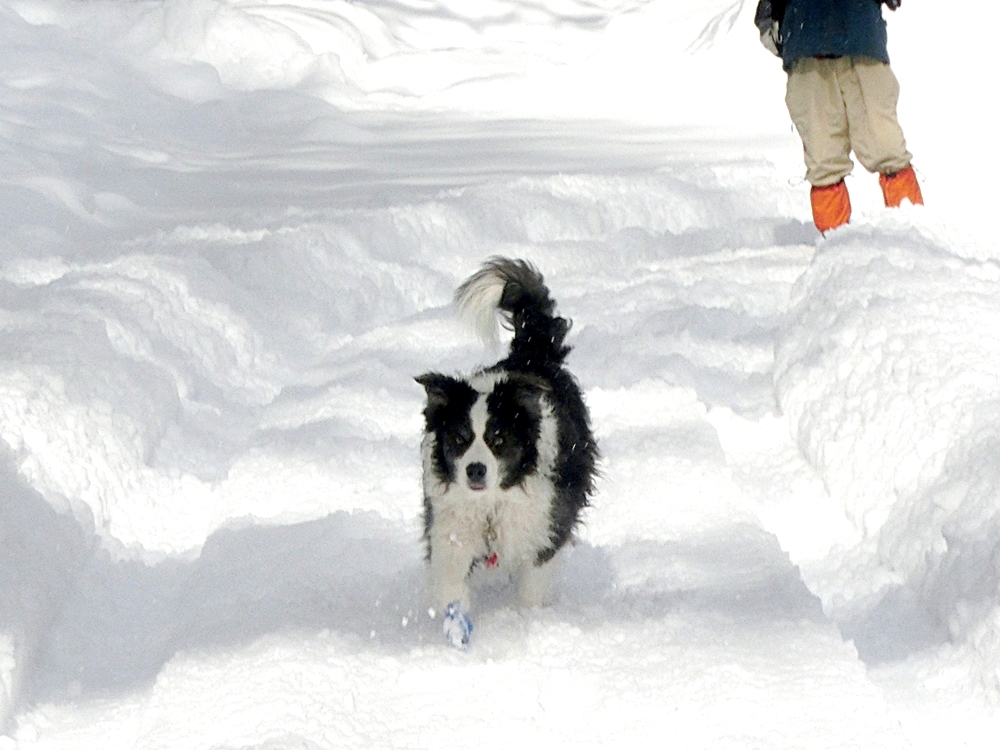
xmin=779 ymin=0 xmax=889 ymax=71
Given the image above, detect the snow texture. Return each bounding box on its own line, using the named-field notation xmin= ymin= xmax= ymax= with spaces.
xmin=2 ymin=0 xmax=1000 ymax=747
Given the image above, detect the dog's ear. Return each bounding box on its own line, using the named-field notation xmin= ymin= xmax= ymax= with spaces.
xmin=503 ymin=372 xmax=551 ymax=415
xmin=415 ymin=373 xmax=462 ymax=411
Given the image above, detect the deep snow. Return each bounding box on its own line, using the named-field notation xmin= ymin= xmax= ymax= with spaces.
xmin=3 ymin=0 xmax=1000 ymax=747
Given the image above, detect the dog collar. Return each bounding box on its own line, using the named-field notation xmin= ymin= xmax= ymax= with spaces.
xmin=483 ymin=513 xmax=499 ymax=568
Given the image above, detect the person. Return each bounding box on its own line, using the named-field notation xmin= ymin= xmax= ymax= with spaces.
xmin=755 ymin=0 xmax=923 ymax=233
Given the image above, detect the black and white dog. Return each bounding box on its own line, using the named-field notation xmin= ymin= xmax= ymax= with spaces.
xmin=416 ymin=258 xmax=597 ymax=647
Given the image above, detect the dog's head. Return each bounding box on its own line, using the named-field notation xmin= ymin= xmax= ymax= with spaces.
xmin=416 ymin=372 xmax=550 ymax=493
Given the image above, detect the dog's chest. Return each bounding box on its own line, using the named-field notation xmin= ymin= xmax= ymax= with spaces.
xmin=472 ymin=484 xmax=553 ymax=566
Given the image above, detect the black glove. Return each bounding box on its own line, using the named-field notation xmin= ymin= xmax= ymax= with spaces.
xmin=759 ymin=21 xmax=781 ymax=56
xmin=883 ymin=0 xmax=901 ymax=10
xmin=754 ymin=1 xmax=783 ymax=56
xmin=755 ymin=1 xmax=783 ymax=31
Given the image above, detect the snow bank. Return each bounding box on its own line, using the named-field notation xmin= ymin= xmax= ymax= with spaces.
xmin=775 ymin=212 xmax=1000 ymax=685
xmin=0 ymin=231 xmax=441 ymax=557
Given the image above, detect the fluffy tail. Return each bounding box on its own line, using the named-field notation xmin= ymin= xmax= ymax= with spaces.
xmin=455 ymin=257 xmax=571 ymax=370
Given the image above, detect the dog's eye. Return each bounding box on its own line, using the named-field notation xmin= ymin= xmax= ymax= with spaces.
xmin=485 ymin=427 xmax=504 ymax=448
xmin=445 ymin=427 xmax=473 ymax=449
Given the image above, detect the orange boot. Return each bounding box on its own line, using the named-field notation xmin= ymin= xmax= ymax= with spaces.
xmin=879 ymin=165 xmax=924 ymax=207
xmin=810 ymin=180 xmax=851 ymax=233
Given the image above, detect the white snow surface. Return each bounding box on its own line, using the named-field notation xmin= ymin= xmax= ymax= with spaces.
xmin=2 ymin=0 xmax=1000 ymax=746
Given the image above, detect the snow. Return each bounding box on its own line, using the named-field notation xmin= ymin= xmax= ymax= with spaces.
xmin=2 ymin=0 xmax=1000 ymax=747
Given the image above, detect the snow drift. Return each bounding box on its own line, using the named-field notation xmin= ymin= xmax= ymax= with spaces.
xmin=775 ymin=215 xmax=1000 ymax=684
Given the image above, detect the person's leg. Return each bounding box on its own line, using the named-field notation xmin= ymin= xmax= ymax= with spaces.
xmin=842 ymin=58 xmax=923 ymax=206
xmin=786 ymin=57 xmax=854 ymax=231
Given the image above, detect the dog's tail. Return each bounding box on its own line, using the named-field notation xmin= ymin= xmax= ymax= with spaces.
xmin=455 ymin=257 xmax=571 ymax=370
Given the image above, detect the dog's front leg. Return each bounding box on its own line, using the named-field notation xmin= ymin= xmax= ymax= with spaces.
xmin=426 ymin=528 xmax=476 ymax=613
xmin=427 ymin=528 xmax=479 ymax=648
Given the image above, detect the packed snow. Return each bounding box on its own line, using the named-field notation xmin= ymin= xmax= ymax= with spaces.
xmin=2 ymin=0 xmax=1000 ymax=747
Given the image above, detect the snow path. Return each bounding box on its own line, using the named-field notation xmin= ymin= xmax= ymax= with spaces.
xmin=4 ymin=147 xmax=912 ymax=746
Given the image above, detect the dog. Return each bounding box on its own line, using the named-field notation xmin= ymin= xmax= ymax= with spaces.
xmin=416 ymin=257 xmax=597 ymax=647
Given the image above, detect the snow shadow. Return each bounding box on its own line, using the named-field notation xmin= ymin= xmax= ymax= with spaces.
xmin=0 ymin=452 xmax=93 ymax=727
xmin=839 ymin=418 xmax=1000 ymax=665
xmin=560 ymin=523 xmax=825 ymax=628
xmin=8 ymin=476 xmax=824 ymax=709
xmin=428 ymin=524 xmax=822 ymax=641
xmin=839 ymin=586 xmax=949 ymax=665
xmin=26 ymin=509 xmax=429 ymax=703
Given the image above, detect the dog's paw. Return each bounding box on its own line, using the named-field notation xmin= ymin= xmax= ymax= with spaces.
xmin=443 ymin=601 xmax=473 ymax=648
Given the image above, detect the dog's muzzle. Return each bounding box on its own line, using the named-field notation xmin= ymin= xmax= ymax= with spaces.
xmin=466 ymin=462 xmax=487 ymax=491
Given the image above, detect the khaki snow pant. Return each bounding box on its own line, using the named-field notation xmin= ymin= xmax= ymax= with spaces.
xmin=785 ymin=56 xmax=913 ymax=187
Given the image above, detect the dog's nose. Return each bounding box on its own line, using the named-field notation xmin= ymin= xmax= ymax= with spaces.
xmin=466 ymin=462 xmax=487 ymax=488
